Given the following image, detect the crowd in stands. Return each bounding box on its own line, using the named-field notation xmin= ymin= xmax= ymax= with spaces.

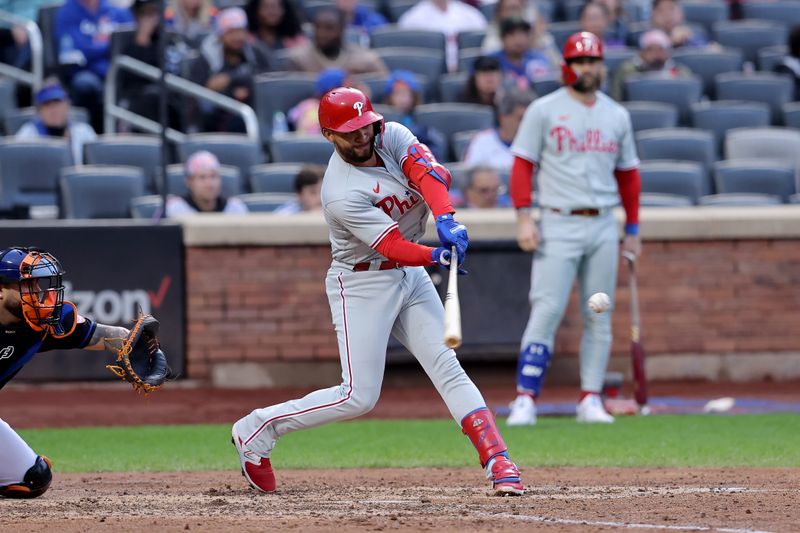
xmin=0 ymin=0 xmax=800 ymax=218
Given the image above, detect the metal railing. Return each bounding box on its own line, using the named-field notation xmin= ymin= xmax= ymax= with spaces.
xmin=0 ymin=9 xmax=43 ymax=94
xmin=104 ymin=55 xmax=260 ymax=144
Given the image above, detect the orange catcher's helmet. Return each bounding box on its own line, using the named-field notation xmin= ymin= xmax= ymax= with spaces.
xmin=561 ymin=32 xmax=604 ymax=86
xmin=318 ymin=87 xmax=384 ymax=133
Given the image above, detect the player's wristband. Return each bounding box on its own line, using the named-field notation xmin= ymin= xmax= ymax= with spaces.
xmin=625 ymin=223 xmax=639 ymax=236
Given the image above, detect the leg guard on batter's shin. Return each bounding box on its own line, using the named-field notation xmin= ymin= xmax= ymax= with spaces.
xmin=461 ymin=408 xmax=524 ymax=495
xmin=0 ymin=455 xmax=52 ymax=499
xmin=516 ymin=342 xmax=552 ymax=396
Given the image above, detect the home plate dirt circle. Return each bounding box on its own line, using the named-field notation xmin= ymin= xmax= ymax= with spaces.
xmin=0 ymin=467 xmax=796 ymax=532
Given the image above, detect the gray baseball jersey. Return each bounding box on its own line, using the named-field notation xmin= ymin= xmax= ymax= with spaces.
xmin=322 ymin=122 xmax=430 ymax=267
xmin=511 ymin=87 xmax=639 ymax=210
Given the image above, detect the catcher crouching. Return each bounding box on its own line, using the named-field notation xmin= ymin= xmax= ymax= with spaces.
xmin=0 ymin=246 xmax=169 ymax=499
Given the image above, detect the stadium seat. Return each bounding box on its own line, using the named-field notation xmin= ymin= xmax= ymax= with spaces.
xmin=37 ymin=2 xmax=62 ymax=73
xmin=638 ymin=160 xmax=707 ymax=203
xmin=453 ymin=129 xmax=481 ymax=161
xmin=713 ymin=159 xmax=796 ymax=202
xmin=622 ymin=101 xmax=679 ymax=132
xmin=741 ymin=1 xmax=800 ymax=27
xmin=84 ymin=134 xmax=163 ymax=194
xmin=439 ymin=72 xmax=469 ymax=102
xmin=270 ymin=49 xmax=294 ymax=71
xmin=782 ymin=102 xmax=800 ymax=129
xmin=682 ymin=0 xmax=729 ymax=35
xmin=0 ymin=78 xmax=17 ymax=133
xmin=548 ymin=21 xmax=582 ymax=50
xmin=250 ymin=163 xmax=304 ymax=194
xmin=60 ymin=165 xmax=145 ymax=219
xmin=532 ymin=74 xmax=561 ymax=98
xmin=165 ymin=164 xmax=242 ymax=197
xmin=563 ymin=0 xmax=588 ymax=21
xmin=698 ymin=193 xmax=782 ymax=206
xmin=636 ymin=129 xmax=715 ymax=193
xmin=758 ymin=45 xmax=787 ymax=72
xmin=457 ymin=30 xmax=487 ymax=50
xmin=253 ymin=73 xmax=317 ymax=142
xmin=236 ymin=192 xmax=297 ymax=212
xmin=109 ymin=25 xmax=137 ymax=58
xmin=370 ymin=26 xmax=446 ymax=53
xmin=712 ymin=20 xmax=787 ymax=65
xmin=714 ymin=72 xmax=793 ymax=125
xmin=130 ymin=195 xmax=163 ymax=219
xmin=724 ymin=127 xmax=800 ymax=173
xmin=372 ymin=103 xmax=404 ymax=123
xmin=458 ymin=48 xmax=483 ymax=73
xmin=672 ymin=47 xmax=743 ymax=98
xmin=375 ymin=48 xmax=447 ymax=100
xmin=604 ymin=48 xmax=637 ymax=78
xmin=623 ymin=75 xmax=703 ymax=125
xmin=269 ymin=133 xmax=334 ymax=165
xmin=640 ymin=192 xmax=694 ymax=207
xmin=413 ymin=103 xmax=495 ymax=162
xmin=0 ymin=138 xmax=72 ymax=208
xmin=690 ymin=100 xmax=771 ymax=158
xmin=3 ymin=107 xmax=89 ymax=136
xmin=177 ymin=133 xmax=264 ymax=185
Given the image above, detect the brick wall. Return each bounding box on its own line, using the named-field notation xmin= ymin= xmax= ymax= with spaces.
xmin=185 ymin=240 xmax=800 ymax=381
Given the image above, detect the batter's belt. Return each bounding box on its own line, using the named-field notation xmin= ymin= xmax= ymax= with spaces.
xmin=353 ymin=260 xmax=403 ymax=272
xmin=547 ymin=207 xmax=604 ymax=216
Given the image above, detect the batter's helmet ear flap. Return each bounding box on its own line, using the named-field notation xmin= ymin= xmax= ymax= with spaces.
xmin=561 ymin=61 xmax=578 ymax=86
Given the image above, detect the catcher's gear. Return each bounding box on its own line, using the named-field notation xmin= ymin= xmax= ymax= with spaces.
xmin=0 ymin=247 xmax=66 ymax=334
xmin=561 ymin=31 xmax=604 ymax=86
xmin=105 ymin=311 xmax=169 ymax=394
xmin=318 ymin=87 xmax=384 ymax=134
xmin=0 ymin=455 xmax=52 ymax=499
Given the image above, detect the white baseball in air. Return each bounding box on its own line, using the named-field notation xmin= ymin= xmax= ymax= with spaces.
xmin=587 ymin=292 xmax=610 ymax=314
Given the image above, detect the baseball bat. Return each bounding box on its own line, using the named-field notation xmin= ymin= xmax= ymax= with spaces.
xmin=443 ymin=246 xmax=462 ymax=349
xmin=623 ymin=251 xmax=649 ymax=414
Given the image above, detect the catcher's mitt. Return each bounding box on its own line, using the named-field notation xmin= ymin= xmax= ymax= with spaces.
xmin=105 ymin=311 xmax=169 ymax=394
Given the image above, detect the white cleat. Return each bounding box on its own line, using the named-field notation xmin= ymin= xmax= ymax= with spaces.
xmin=507 ymin=394 xmax=537 ymax=426
xmin=576 ymin=394 xmax=615 ymax=423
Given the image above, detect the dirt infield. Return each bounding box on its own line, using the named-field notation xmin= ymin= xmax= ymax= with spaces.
xmin=1 ymin=467 xmax=797 ymax=532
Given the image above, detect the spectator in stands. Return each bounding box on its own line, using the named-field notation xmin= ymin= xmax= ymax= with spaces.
xmin=381 ymin=69 xmax=447 ymax=162
xmin=774 ymin=25 xmax=800 ymax=101
xmin=55 ymin=0 xmax=134 ymax=132
xmin=245 ymin=0 xmax=306 ymax=54
xmin=610 ymin=29 xmax=692 ymax=100
xmin=336 ymin=0 xmax=387 ymax=45
xmin=482 ymin=0 xmax=560 ymax=70
xmin=489 ymin=17 xmax=552 ymax=91
xmin=190 ymin=7 xmax=271 ymax=132
xmin=650 ymin=0 xmax=707 ymax=49
xmin=289 ymin=68 xmax=347 ymax=134
xmin=166 ymin=151 xmax=249 ymax=216
xmin=598 ymin=0 xmax=631 ymax=48
xmin=275 ymin=164 xmax=325 ymax=214
xmin=122 ymin=0 xmax=183 ymax=129
xmin=463 ymin=88 xmax=533 ymax=171
xmin=460 ymin=165 xmax=511 ymax=208
xmin=166 ymin=0 xmax=218 ymax=45
xmin=462 ymin=55 xmax=503 ymax=106
xmin=580 ymin=2 xmax=625 ymax=49
xmin=398 ymin=0 xmax=487 ymax=72
xmin=16 ymin=80 xmax=97 ymax=164
xmin=287 ymin=6 xmax=387 ymax=75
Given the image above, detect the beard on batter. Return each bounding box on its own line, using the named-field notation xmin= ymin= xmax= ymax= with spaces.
xmin=572 ymin=73 xmax=602 ymax=94
xmin=340 ymin=140 xmax=375 ymax=164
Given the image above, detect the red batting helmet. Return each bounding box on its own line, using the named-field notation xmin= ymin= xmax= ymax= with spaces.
xmin=318 ymin=87 xmax=384 ymax=133
xmin=561 ymin=31 xmax=604 ymax=86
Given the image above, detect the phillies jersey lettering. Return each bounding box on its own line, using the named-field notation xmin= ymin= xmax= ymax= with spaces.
xmin=511 ymin=87 xmax=638 ymax=210
xmin=322 ymin=122 xmax=429 ymax=267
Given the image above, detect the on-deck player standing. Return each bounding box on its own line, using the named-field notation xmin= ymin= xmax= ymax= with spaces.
xmin=506 ymin=32 xmax=642 ymax=426
xmin=232 ymin=87 xmax=524 ymax=496
xmin=0 ymin=247 xmax=167 ymax=498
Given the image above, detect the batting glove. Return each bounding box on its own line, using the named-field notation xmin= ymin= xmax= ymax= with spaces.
xmin=431 ymin=246 xmax=468 ymax=274
xmin=435 ymin=214 xmax=469 ymax=256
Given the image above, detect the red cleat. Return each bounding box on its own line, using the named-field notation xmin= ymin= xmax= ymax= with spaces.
xmin=231 ymin=425 xmax=276 ymax=493
xmin=487 ymin=454 xmax=524 ymax=496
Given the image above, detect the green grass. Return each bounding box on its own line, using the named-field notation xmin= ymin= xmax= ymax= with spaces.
xmin=17 ymin=414 xmax=800 ymax=473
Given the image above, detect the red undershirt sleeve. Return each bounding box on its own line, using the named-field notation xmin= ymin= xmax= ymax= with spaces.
xmin=510 ymin=156 xmax=537 ymax=209
xmin=614 ymin=167 xmax=641 ymax=234
xmin=373 ymin=228 xmax=434 ymax=266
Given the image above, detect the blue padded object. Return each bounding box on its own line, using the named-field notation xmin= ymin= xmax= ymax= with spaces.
xmin=435 ymin=213 xmax=469 ymax=255
xmin=517 ymin=343 xmax=552 ymax=396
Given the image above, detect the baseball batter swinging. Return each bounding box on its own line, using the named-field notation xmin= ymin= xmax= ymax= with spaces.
xmin=232 ymin=87 xmax=524 ymax=496
xmin=506 ymin=32 xmax=642 ymax=425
